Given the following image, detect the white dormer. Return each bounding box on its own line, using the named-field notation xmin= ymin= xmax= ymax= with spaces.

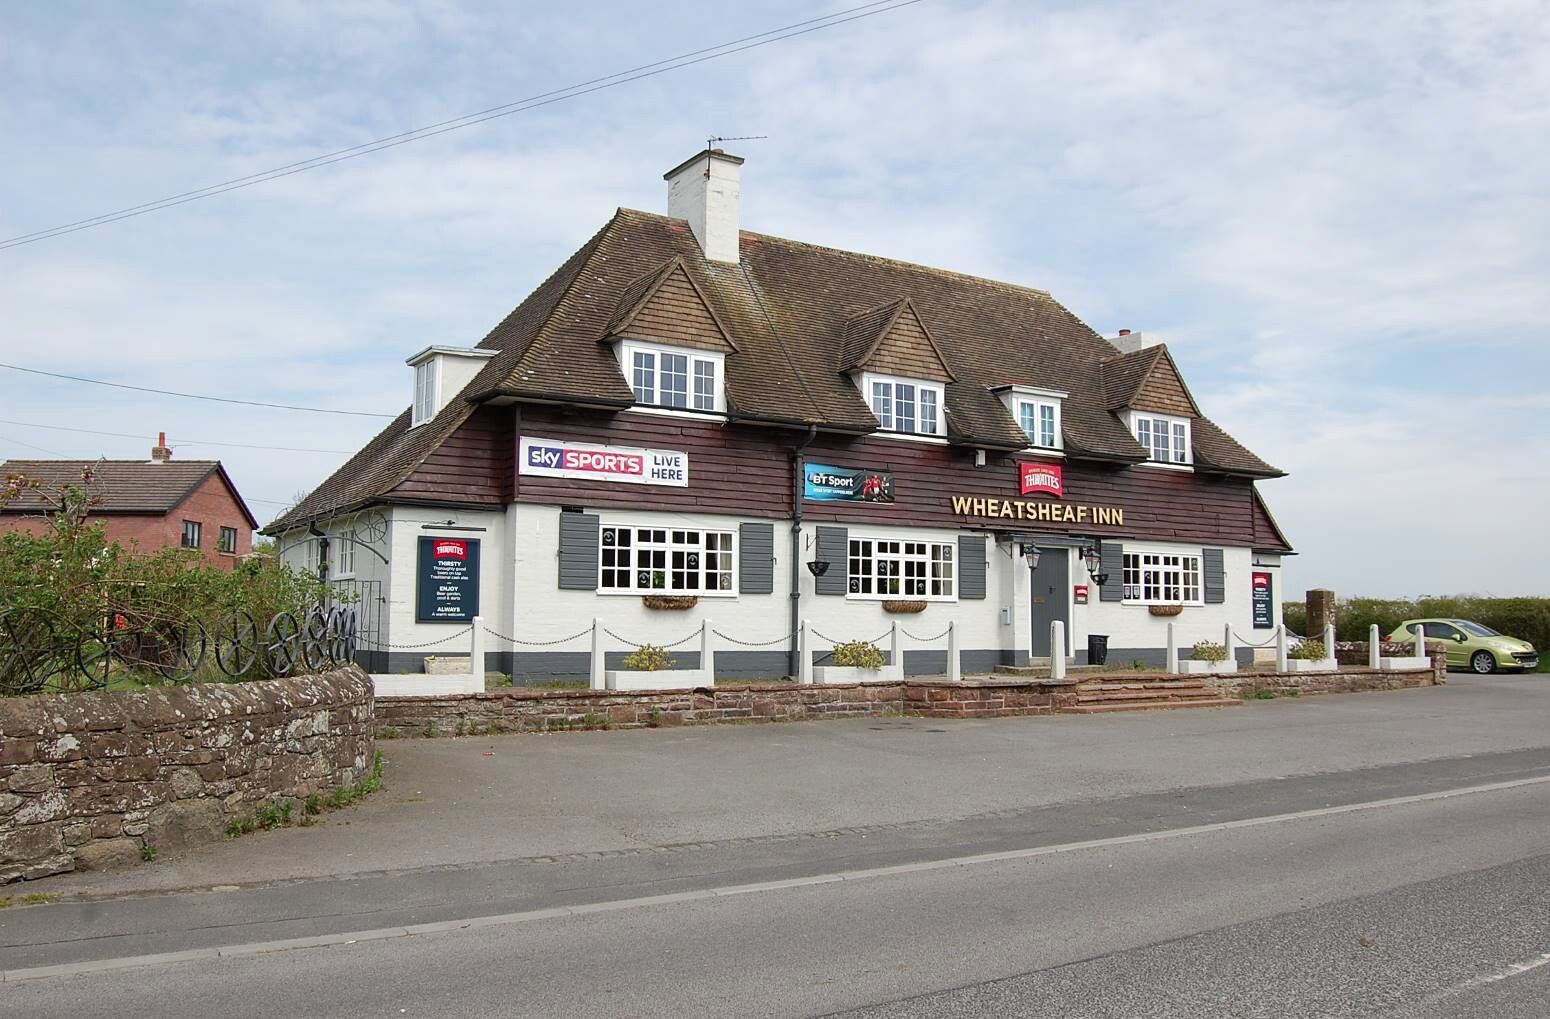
xmin=995 ymin=385 xmax=1067 ymax=453
xmin=406 ymin=346 xmax=496 ymax=426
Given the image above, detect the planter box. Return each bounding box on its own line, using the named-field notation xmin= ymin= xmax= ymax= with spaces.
xmin=812 ymin=665 xmax=904 ymax=684
xmin=1283 ymin=658 xmax=1339 ymax=673
xmin=1177 ymin=659 xmax=1237 ymax=675
xmin=606 ymin=669 xmax=709 ymax=691
xmin=424 ymin=656 xmax=471 ymax=675
xmin=1379 ymin=656 xmax=1432 ymax=671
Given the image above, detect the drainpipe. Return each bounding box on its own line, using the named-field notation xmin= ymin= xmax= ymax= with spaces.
xmin=789 ymin=425 xmax=818 ymax=677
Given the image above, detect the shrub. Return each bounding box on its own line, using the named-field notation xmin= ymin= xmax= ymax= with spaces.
xmin=832 ymin=640 xmax=885 ymax=670
xmin=621 ymin=644 xmax=674 ymax=671
xmin=1191 ymin=640 xmax=1229 ymax=663
xmin=1289 ymin=638 xmax=1327 ymax=661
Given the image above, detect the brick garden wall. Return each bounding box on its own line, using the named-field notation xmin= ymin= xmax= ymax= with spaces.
xmin=375 ymin=679 xmax=1081 ymax=737
xmin=1 ymin=667 xmax=374 ymax=884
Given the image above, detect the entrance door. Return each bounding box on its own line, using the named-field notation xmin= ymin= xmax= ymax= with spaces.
xmin=1029 ymin=550 xmax=1071 ymax=658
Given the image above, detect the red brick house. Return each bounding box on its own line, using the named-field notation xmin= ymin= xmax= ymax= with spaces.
xmin=0 ymin=437 xmax=258 ymax=570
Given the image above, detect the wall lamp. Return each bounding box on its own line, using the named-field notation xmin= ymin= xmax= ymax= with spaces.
xmin=1019 ymin=543 xmax=1042 ymax=569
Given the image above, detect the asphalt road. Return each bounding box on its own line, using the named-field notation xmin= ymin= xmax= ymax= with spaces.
xmin=2 ymin=673 xmax=1548 ymax=1017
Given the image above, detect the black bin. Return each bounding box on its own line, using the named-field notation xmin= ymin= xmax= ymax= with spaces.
xmin=1087 ymin=634 xmax=1109 ymax=666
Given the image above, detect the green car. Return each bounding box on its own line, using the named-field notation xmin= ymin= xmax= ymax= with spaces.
xmin=1387 ymin=618 xmax=1539 ymax=674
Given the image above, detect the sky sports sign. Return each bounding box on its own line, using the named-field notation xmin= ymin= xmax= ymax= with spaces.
xmin=519 ymin=437 xmax=689 ymax=487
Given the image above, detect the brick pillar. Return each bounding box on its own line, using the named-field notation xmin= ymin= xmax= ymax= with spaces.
xmin=1306 ymin=589 xmax=1336 ymax=642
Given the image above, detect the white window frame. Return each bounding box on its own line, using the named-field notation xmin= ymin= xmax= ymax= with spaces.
xmin=845 ymin=535 xmax=957 ymax=602
xmin=1120 ymin=547 xmax=1203 ymax=605
xmin=598 ymin=523 xmax=738 ymax=596
xmin=334 ymin=528 xmax=356 ymax=578
xmin=412 ymin=359 xmax=439 ymax=427
xmin=1129 ymin=410 xmax=1192 ymax=466
xmin=859 ymin=372 xmax=945 ymax=438
xmin=618 ymin=341 xmax=726 ymax=414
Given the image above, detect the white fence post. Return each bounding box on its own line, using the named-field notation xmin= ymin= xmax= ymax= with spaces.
xmin=1413 ymin=623 xmax=1425 ymax=659
xmin=469 ymin=616 xmax=485 ymax=685
xmin=889 ymin=620 xmax=901 ymax=676
xmin=590 ymin=617 xmax=605 ymax=691
xmin=1166 ymin=622 xmax=1179 ymax=675
xmin=798 ymin=619 xmax=813 ymax=685
xmin=1323 ymin=623 xmax=1336 ymax=665
xmin=701 ymin=619 xmax=714 ymax=684
xmin=1223 ymin=622 xmax=1234 ymax=669
xmin=1368 ymin=624 xmax=1381 ymax=669
xmin=1276 ymin=624 xmax=1289 ymax=673
xmin=947 ymin=620 xmax=961 ymax=683
xmin=1050 ymin=621 xmax=1067 ymax=681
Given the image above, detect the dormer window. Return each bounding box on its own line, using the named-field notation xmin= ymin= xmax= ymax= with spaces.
xmin=1131 ymin=411 xmax=1191 ymax=465
xmin=621 ymin=340 xmax=724 ymax=413
xmin=863 ymin=372 xmax=943 ymax=437
xmin=412 ymin=360 xmax=438 ymax=426
xmin=995 ymin=386 xmax=1065 ymax=452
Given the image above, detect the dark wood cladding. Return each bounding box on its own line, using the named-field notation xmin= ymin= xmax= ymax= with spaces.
xmin=511 ymin=405 xmax=1271 ymax=548
xmin=392 ymin=405 xmax=514 ymax=504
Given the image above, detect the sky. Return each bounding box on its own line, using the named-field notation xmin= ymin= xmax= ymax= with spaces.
xmin=1 ymin=0 xmax=1546 ymax=599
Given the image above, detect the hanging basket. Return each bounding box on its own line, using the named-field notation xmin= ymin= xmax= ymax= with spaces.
xmin=642 ymin=595 xmax=699 ymax=611
xmin=1148 ymin=604 xmax=1184 ymax=617
xmin=882 ymin=600 xmax=928 ymax=614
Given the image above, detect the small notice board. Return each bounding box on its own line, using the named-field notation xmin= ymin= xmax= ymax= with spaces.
xmin=416 ymin=536 xmax=481 ymax=623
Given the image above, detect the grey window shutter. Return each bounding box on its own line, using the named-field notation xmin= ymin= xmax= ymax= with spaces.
xmin=814 ymin=525 xmax=847 ymax=596
xmin=558 ymin=511 xmax=600 ymax=590
xmin=1202 ymin=547 xmax=1225 ymax=604
xmin=958 ymin=535 xmax=987 ymax=600
xmin=1099 ymin=542 xmax=1124 ymax=602
xmin=739 ymin=522 xmax=775 ymax=594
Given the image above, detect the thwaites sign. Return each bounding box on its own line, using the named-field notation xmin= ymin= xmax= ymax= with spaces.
xmin=1252 ymin=571 xmax=1274 ymax=629
xmin=416 ymin=536 xmax=481 ymax=623
xmin=804 ymin=463 xmax=895 ymax=503
xmin=519 ymin=436 xmax=688 ymax=487
xmin=1018 ymin=461 xmax=1064 ymax=498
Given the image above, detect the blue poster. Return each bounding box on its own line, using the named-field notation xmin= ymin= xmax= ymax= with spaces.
xmin=804 ymin=463 xmax=895 ymax=503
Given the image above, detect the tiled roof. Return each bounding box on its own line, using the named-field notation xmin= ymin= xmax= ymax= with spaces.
xmin=269 ymin=207 xmax=1283 ymax=530
xmin=0 ymin=459 xmax=258 ymax=528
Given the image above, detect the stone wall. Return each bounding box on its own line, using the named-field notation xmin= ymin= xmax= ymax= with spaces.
xmin=1 ymin=667 xmax=374 ymax=884
xmin=375 ymin=679 xmax=1080 ymax=736
xmin=1202 ymin=659 xmax=1444 ymax=699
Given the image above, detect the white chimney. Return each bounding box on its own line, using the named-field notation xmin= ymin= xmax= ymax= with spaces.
xmin=664 ymin=148 xmax=744 ymax=264
xmin=1109 ymin=329 xmax=1166 ymax=354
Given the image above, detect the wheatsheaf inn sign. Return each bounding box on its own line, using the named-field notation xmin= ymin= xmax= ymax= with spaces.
xmin=950 ymin=495 xmax=1125 ymax=526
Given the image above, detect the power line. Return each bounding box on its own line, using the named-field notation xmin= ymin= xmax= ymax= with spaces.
xmin=0 ymin=418 xmax=355 ymax=454
xmin=0 ymin=434 xmax=69 ymax=457
xmin=0 ymin=363 xmax=395 ymax=418
xmin=0 ymin=0 xmax=925 ymax=250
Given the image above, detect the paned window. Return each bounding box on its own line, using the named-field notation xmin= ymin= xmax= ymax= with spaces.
xmin=335 ymin=529 xmax=355 ymax=575
xmin=218 ymin=526 xmax=238 ymax=555
xmin=864 ymin=374 xmax=944 ymax=437
xmin=1122 ymin=551 xmax=1202 ymax=604
xmin=412 ymin=360 xmax=438 ymax=426
xmin=1017 ymin=399 xmax=1060 ymax=449
xmin=847 ymin=537 xmax=955 ymax=599
xmin=1132 ymin=412 xmax=1191 ymax=464
xmin=600 ymin=526 xmax=736 ymax=594
xmin=181 ymin=520 xmax=202 ymax=549
xmin=622 ymin=342 xmax=722 ymax=412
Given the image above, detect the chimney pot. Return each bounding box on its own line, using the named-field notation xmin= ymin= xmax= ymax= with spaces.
xmin=1118 ymin=329 xmax=1131 ymax=336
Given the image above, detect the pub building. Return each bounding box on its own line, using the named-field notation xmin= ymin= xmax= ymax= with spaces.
xmin=269 ymin=149 xmax=1292 ymax=679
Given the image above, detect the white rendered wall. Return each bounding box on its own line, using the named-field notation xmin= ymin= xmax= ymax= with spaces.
xmin=381 ymin=506 xmax=511 ymax=663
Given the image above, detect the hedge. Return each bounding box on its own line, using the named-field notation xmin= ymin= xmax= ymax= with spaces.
xmin=1283 ymin=597 xmax=1549 ymax=653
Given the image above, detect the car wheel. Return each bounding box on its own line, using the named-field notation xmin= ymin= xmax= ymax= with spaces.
xmin=1470 ymin=650 xmax=1497 ymax=675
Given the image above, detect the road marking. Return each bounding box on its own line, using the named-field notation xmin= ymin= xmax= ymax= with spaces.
xmin=1456 ymin=950 xmax=1550 ymax=989
xmin=5 ymin=772 xmax=1549 ymax=984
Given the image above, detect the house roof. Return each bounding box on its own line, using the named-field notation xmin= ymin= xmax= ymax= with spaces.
xmin=269 ymin=207 xmax=1283 ymax=531
xmin=0 ymin=459 xmax=259 ymax=529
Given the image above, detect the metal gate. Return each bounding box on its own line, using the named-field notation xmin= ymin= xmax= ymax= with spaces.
xmin=327 ymin=578 xmax=385 ymax=672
